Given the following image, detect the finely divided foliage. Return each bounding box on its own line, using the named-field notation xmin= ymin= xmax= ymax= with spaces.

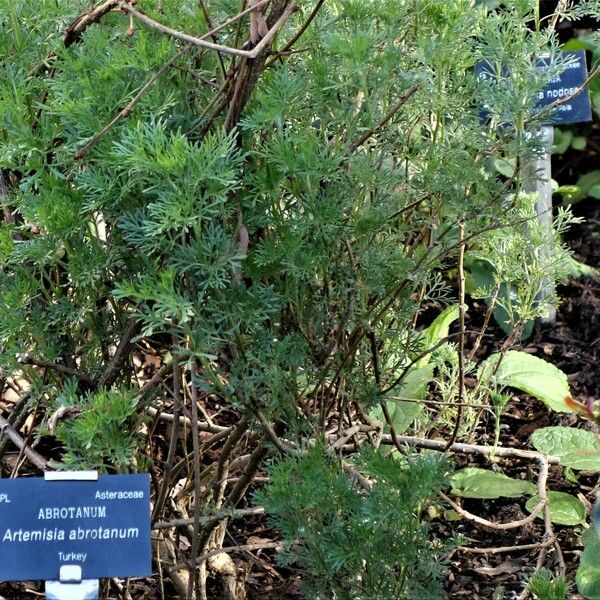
xmin=0 ymin=1 xmax=597 ymax=598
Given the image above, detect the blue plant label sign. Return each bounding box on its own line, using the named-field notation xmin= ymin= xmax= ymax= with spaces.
xmin=476 ymin=50 xmax=592 ymax=125
xmin=0 ymin=474 xmax=151 ymax=581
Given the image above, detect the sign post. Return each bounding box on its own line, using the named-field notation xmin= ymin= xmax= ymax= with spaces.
xmin=44 ymin=471 xmax=100 ymax=600
xmin=476 ymin=50 xmax=592 ymax=325
xmin=524 ymin=125 xmax=556 ymax=324
xmin=0 ymin=471 xmax=151 ymax=599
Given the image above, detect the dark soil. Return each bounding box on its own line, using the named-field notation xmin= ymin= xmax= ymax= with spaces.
xmin=443 ymin=196 xmax=599 ymax=600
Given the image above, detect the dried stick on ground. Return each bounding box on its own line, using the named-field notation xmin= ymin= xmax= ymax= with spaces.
xmin=459 ymin=537 xmax=556 ymax=555
xmin=153 ymin=507 xmax=265 ymax=531
xmin=382 ymin=435 xmax=561 ymax=463
xmin=397 ymin=433 xmax=562 ymax=599
xmin=172 ymin=541 xmax=283 ymax=571
xmin=145 ymin=405 xmax=228 ymax=433
xmin=440 ymin=455 xmax=550 ymax=531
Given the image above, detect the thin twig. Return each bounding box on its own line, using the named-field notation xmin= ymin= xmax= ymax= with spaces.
xmin=339 ymin=458 xmax=373 ymax=489
xmin=367 ymin=330 xmax=404 ymax=454
xmin=439 ymin=455 xmax=549 ymax=531
xmin=136 ymin=363 xmax=172 ymax=399
xmin=195 ymin=436 xmax=271 ymax=565
xmin=75 ymin=45 xmax=193 ymax=159
xmin=187 ymin=361 xmax=202 ymax=600
xmin=458 ymin=538 xmax=555 ymax=554
xmin=197 ymin=0 xmax=227 ymax=79
xmin=381 ymin=332 xmax=461 ymax=395
xmin=153 ymin=348 xmax=183 ymax=520
xmin=96 ymin=318 xmax=141 ymax=389
xmin=549 ymin=0 xmax=571 ymax=30
xmin=153 ymin=507 xmax=265 ymax=530
xmin=76 ymin=0 xmax=286 ymax=158
xmin=441 ymin=492 xmax=542 ymax=530
xmin=445 ymin=222 xmax=466 ymax=450
xmin=171 ymin=541 xmax=283 ymax=571
xmin=331 ymin=425 xmax=361 ymax=450
xmin=207 ymin=416 xmax=251 ymax=520
xmin=265 ymin=0 xmax=325 ymax=68
xmin=16 ymin=354 xmax=93 ymax=385
xmin=348 ymin=85 xmax=419 ymax=153
xmin=381 ymin=435 xmax=561 ymax=463
xmin=64 ymin=0 xmax=119 ymax=47
xmin=387 ymin=396 xmax=491 ymax=409
xmin=144 ymin=405 xmax=228 ymax=433
xmin=254 ymin=410 xmax=290 ymax=454
xmin=225 ymin=435 xmax=270 ymax=506
xmin=369 ymin=331 xmax=400 ymax=442
xmin=0 ymin=394 xmax=31 ymax=459
xmin=120 ymin=0 xmax=296 ymax=59
xmin=0 ymin=415 xmax=48 ymax=471
xmin=467 ymin=283 xmax=500 ymax=362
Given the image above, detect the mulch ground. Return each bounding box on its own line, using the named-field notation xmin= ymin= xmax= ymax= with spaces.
xmin=443 ymin=195 xmax=600 ymax=600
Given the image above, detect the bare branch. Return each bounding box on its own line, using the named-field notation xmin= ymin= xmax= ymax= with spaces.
xmin=153 ymin=507 xmax=265 ymax=530
xmin=119 ymin=1 xmax=296 ymax=59
xmin=64 ymin=0 xmax=119 ymax=47
xmin=16 ymin=354 xmax=93 ymax=385
xmin=348 ymin=85 xmax=419 ymax=153
xmin=0 ymin=414 xmax=48 ymax=471
xmin=171 ymin=541 xmax=283 ymax=571
xmin=75 ymin=45 xmax=193 ymax=160
xmin=381 ymin=435 xmax=561 ymax=464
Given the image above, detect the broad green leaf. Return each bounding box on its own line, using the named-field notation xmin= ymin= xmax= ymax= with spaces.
xmin=450 ymin=468 xmax=536 ymax=499
xmin=577 ymin=536 xmax=600 ymax=599
xmin=553 ymin=129 xmax=573 ymax=154
xmin=555 ymin=184 xmax=581 ymax=200
xmin=564 ymin=255 xmax=600 ymax=279
xmin=589 ymin=184 xmax=600 ymax=200
xmin=493 ymin=157 xmax=516 ymax=178
xmin=370 ymin=365 xmax=434 ymax=434
xmin=531 ymin=427 xmax=600 ymax=471
xmin=564 ymin=170 xmax=600 ymax=204
xmin=478 ymin=351 xmax=572 ymax=412
xmin=422 ymin=305 xmax=460 ymax=354
xmin=562 ymin=38 xmax=593 ymax=52
xmin=525 ymin=491 xmax=586 ymax=525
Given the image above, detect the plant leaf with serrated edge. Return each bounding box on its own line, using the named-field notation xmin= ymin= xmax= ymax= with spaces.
xmin=450 ymin=468 xmax=536 ymax=499
xmin=525 ymin=491 xmax=586 ymax=525
xmin=531 ymin=427 xmax=600 ymax=471
xmin=478 ymin=351 xmax=573 ymax=412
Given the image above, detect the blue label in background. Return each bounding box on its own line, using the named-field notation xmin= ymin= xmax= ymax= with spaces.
xmin=0 ymin=474 xmax=151 ymax=581
xmin=476 ymin=49 xmax=592 ymax=125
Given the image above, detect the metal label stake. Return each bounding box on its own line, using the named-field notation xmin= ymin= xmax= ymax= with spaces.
xmin=476 ymin=50 xmax=592 ymax=327
xmin=524 ymin=125 xmax=556 ymax=324
xmin=44 ymin=472 xmax=99 ymax=600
